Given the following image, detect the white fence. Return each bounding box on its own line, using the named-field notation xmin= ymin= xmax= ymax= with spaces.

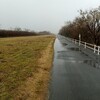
xmin=67 ymin=37 xmax=100 ymax=55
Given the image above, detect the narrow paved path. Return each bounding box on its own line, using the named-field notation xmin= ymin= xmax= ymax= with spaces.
xmin=49 ymin=36 xmax=100 ymax=100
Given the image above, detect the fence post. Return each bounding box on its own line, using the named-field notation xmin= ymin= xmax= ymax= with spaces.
xmin=79 ymin=40 xmax=80 ymax=46
xmin=85 ymin=42 xmax=86 ymax=48
xmin=94 ymin=45 xmax=96 ymax=53
xmin=73 ymin=39 xmax=74 ymax=43
xmin=79 ymin=34 xmax=81 ymax=46
xmin=72 ymin=39 xmax=73 ymax=42
xmin=98 ymin=46 xmax=100 ymax=55
xmin=75 ymin=39 xmax=76 ymax=44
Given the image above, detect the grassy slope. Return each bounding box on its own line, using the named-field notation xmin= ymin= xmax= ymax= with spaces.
xmin=0 ymin=35 xmax=55 ymax=100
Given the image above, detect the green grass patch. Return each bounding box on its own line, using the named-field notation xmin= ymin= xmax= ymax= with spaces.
xmin=0 ymin=35 xmax=55 ymax=99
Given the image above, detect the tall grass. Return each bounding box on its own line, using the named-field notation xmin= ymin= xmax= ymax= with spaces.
xmin=0 ymin=35 xmax=55 ymax=99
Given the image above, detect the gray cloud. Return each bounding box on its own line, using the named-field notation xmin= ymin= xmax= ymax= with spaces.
xmin=0 ymin=0 xmax=99 ymax=34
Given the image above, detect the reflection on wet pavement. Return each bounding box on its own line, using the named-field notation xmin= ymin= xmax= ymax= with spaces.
xmin=57 ymin=51 xmax=68 ymax=53
xmin=57 ymin=50 xmax=100 ymax=68
xmin=62 ymin=43 xmax=68 ymax=46
xmin=67 ymin=47 xmax=80 ymax=51
xmin=83 ymin=60 xmax=100 ymax=68
xmin=49 ymin=37 xmax=100 ymax=100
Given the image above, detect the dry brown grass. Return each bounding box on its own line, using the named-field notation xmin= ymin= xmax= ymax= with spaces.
xmin=0 ymin=35 xmax=55 ymax=100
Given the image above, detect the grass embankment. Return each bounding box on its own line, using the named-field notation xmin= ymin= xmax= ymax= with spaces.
xmin=0 ymin=35 xmax=55 ymax=100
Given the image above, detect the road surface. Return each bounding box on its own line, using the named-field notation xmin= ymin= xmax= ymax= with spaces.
xmin=49 ymin=35 xmax=100 ymax=100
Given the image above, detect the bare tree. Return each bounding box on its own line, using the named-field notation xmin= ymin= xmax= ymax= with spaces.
xmin=14 ymin=27 xmax=22 ymax=32
xmin=79 ymin=6 xmax=100 ymax=45
xmin=59 ymin=6 xmax=100 ymax=45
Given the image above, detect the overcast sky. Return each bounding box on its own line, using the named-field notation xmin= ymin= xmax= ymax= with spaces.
xmin=0 ymin=0 xmax=100 ymax=33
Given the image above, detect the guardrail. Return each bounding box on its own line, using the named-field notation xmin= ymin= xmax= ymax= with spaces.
xmin=67 ymin=37 xmax=100 ymax=55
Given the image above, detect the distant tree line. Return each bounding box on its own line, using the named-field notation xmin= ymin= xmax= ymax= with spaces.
xmin=0 ymin=28 xmax=52 ymax=37
xmin=0 ymin=30 xmax=37 ymax=37
xmin=59 ymin=6 xmax=100 ymax=45
xmin=38 ymin=31 xmax=53 ymax=35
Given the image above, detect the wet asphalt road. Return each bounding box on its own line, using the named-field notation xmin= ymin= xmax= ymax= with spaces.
xmin=49 ymin=35 xmax=100 ymax=100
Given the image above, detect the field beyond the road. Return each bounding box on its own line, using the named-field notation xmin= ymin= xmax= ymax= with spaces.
xmin=0 ymin=35 xmax=55 ymax=100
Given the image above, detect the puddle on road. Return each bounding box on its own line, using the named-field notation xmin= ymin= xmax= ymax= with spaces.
xmin=67 ymin=59 xmax=99 ymax=69
xmin=57 ymin=51 xmax=68 ymax=53
xmin=83 ymin=60 xmax=100 ymax=68
xmin=55 ymin=39 xmax=100 ymax=69
xmin=67 ymin=47 xmax=80 ymax=51
xmin=62 ymin=43 xmax=68 ymax=46
xmin=57 ymin=51 xmax=74 ymax=59
xmin=57 ymin=51 xmax=100 ymax=68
